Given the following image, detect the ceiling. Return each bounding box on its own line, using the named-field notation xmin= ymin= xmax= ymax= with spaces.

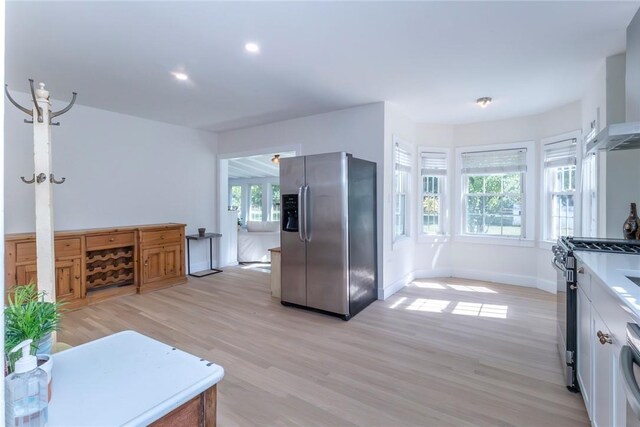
xmin=5 ymin=1 xmax=640 ymax=132
xmin=228 ymin=152 xmax=294 ymax=179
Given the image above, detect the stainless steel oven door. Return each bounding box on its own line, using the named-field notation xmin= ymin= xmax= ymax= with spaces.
xmin=552 ymin=256 xmax=570 ymax=385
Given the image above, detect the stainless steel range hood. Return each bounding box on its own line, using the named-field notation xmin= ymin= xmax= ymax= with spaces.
xmin=586 ymin=122 xmax=640 ymax=152
xmin=587 ymin=8 xmax=640 ymax=153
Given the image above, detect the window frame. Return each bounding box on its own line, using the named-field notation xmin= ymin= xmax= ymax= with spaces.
xmin=418 ymin=147 xmax=451 ymax=241
xmin=540 ymin=131 xmax=582 ymax=246
xmin=455 ymin=141 xmax=536 ymax=247
xmin=228 ymin=179 xmax=281 ymax=226
xmin=393 ymin=135 xmax=413 ymax=245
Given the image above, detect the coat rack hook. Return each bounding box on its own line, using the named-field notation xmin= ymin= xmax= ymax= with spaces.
xmin=28 ymin=79 xmax=44 ymax=123
xmin=51 ymin=92 xmax=77 ymax=119
xmin=5 ymin=84 xmax=33 ymax=117
xmin=20 ymin=174 xmax=36 ymax=184
xmin=50 ymin=174 xmax=65 ymax=184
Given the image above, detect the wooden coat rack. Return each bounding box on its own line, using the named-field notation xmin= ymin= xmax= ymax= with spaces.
xmin=5 ymin=80 xmax=77 ymax=303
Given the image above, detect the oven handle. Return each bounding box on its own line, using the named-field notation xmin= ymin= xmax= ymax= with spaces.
xmin=620 ymin=345 xmax=640 ymax=420
xmin=551 ymin=258 xmax=566 ymax=273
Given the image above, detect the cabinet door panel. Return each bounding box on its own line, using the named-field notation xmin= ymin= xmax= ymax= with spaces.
xmin=577 ymin=287 xmax=592 ymax=417
xmin=163 ymin=245 xmax=181 ymax=279
xmin=55 ymin=259 xmax=82 ymax=301
xmin=592 ymin=308 xmax=614 ymax=427
xmin=143 ymin=248 xmax=165 ymax=284
xmin=15 ymin=263 xmax=38 ymax=288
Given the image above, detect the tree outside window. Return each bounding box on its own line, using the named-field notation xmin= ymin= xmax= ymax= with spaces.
xmin=271 ymin=184 xmax=281 ymax=221
xmin=249 ymin=184 xmax=263 ymax=221
xmin=422 ymin=176 xmax=441 ymax=234
xmin=464 ymin=173 xmax=522 ymax=237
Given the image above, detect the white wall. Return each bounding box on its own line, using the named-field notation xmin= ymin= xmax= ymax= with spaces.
xmin=5 ymin=92 xmax=218 ymax=270
xmin=414 ymin=102 xmax=582 ymax=293
xmin=218 ymin=103 xmax=386 ymax=289
xmin=581 ymin=53 xmax=640 ymax=238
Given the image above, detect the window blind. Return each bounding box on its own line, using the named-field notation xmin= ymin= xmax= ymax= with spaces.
xmin=421 ymin=152 xmax=447 ymax=176
xmin=461 ymin=148 xmax=527 ymax=174
xmin=395 ymin=143 xmax=412 ymax=173
xmin=544 ymin=141 xmax=577 ymax=168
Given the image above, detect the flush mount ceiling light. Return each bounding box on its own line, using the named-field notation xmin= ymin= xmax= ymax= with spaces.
xmin=476 ymin=97 xmax=492 ymax=108
xmin=245 ymin=42 xmax=260 ymax=53
xmin=172 ymin=72 xmax=189 ymax=81
xmin=271 ymin=154 xmax=280 ymax=164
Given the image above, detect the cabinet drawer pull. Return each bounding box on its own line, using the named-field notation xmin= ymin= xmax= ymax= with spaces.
xmin=578 ymin=267 xmax=584 ymax=274
xmin=109 ymin=237 xmax=115 ymax=242
xmin=597 ymin=330 xmax=612 ymax=345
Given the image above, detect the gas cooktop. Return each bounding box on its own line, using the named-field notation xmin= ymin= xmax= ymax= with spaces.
xmin=560 ymin=236 xmax=640 ymax=254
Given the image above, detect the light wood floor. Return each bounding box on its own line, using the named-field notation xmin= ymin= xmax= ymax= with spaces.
xmin=61 ymin=268 xmax=589 ymax=427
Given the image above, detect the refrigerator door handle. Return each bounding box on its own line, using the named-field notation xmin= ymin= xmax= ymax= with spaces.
xmin=304 ymin=185 xmax=310 ymax=241
xmin=297 ymin=185 xmax=305 ymax=242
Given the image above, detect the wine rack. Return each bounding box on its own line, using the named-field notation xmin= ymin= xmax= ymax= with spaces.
xmin=86 ymin=246 xmax=135 ymax=292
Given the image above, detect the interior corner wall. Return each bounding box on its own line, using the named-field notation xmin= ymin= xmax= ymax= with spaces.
xmin=413 ymin=123 xmax=455 ymax=278
xmin=448 ymin=102 xmax=581 ymax=293
xmin=217 ymin=103 xmax=386 ymax=294
xmin=382 ymin=103 xmax=418 ymax=298
xmin=4 ymin=92 xmax=219 ymax=271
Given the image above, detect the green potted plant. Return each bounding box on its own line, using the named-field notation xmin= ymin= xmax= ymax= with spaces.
xmin=5 ymin=283 xmax=65 ymax=375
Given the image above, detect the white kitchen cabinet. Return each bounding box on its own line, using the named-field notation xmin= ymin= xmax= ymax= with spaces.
xmin=577 ymin=284 xmax=592 ymax=420
xmin=591 ymin=307 xmax=615 ymax=427
xmin=575 ymin=260 xmax=636 ymax=427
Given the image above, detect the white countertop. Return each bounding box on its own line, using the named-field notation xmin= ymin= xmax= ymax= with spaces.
xmin=48 ymin=330 xmax=224 ymax=427
xmin=575 ymin=251 xmax=640 ymax=320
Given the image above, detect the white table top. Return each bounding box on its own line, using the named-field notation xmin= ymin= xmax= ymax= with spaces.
xmin=48 ymin=330 xmax=224 ymax=427
xmin=575 ymin=251 xmax=640 ymax=320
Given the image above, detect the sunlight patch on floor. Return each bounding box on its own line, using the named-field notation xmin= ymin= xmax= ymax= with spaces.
xmin=240 ymin=263 xmax=271 ymax=273
xmin=389 ymin=297 xmax=407 ymax=309
xmin=451 ymin=302 xmax=508 ymax=318
xmin=406 ymin=298 xmax=451 ymax=313
xmin=447 ymin=284 xmax=497 ymax=293
xmin=413 ymin=281 xmax=446 ymax=289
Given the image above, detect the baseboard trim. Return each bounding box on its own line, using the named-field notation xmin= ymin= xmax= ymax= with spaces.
xmin=413 ymin=268 xmax=454 ymax=279
xmin=536 ymin=278 xmax=556 ymax=293
xmin=379 ymin=271 xmax=415 ymax=300
xmin=378 ymin=266 xmax=556 ymax=299
xmin=452 ymin=268 xmax=555 ymax=293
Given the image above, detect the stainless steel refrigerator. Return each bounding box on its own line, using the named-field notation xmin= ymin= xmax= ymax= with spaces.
xmin=280 ymin=152 xmax=377 ymax=320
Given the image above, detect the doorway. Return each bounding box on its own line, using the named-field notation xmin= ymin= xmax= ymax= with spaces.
xmin=218 ymin=149 xmax=297 ymax=268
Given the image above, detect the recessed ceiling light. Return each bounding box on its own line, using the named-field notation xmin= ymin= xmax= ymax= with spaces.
xmin=172 ymin=72 xmax=189 ymax=81
xmin=245 ymin=42 xmax=260 ymax=53
xmin=476 ymin=97 xmax=492 ymax=108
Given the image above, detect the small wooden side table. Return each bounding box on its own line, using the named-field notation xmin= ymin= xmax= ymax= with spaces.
xmin=186 ymin=233 xmax=223 ymax=277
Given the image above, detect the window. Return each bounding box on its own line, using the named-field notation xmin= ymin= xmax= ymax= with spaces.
xmin=420 ymin=152 xmax=447 ymax=235
xmin=393 ymin=140 xmax=412 ymax=241
xmin=249 ymin=184 xmax=263 ymax=221
xmin=461 ymin=148 xmax=526 ymax=238
xmin=229 ymin=185 xmax=243 ymax=224
xmin=544 ymin=140 xmax=577 ymax=240
xmin=581 ymin=152 xmax=597 ymax=237
xmin=270 ymin=184 xmax=281 ymax=221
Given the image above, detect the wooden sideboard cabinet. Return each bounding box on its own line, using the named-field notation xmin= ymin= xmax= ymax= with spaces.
xmin=139 ymin=225 xmax=187 ymax=293
xmin=5 ymin=223 xmax=186 ymax=309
